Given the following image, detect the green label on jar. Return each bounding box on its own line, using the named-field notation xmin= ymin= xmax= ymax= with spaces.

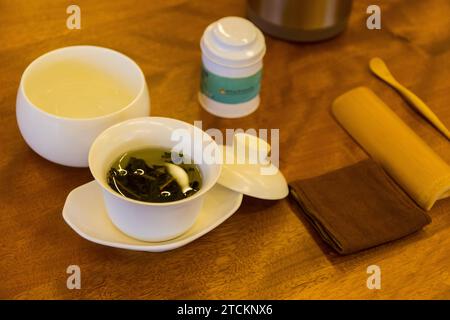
xmin=200 ymin=65 xmax=262 ymax=104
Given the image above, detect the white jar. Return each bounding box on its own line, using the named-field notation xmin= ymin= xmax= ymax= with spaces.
xmin=199 ymin=17 xmax=266 ymax=118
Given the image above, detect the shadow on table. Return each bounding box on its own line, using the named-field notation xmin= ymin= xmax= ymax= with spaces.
xmin=238 ymin=195 xmax=280 ymax=214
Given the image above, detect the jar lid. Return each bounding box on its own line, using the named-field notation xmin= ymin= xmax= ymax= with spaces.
xmin=216 ymin=133 xmax=288 ymax=200
xmin=200 ymin=16 xmax=266 ymax=68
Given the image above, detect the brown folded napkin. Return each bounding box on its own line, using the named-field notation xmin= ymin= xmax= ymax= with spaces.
xmin=289 ymin=159 xmax=431 ymax=255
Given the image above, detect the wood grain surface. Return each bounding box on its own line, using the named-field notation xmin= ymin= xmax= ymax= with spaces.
xmin=1 ymin=0 xmax=450 ymax=299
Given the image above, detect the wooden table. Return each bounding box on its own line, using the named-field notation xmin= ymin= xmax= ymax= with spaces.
xmin=1 ymin=0 xmax=450 ymax=299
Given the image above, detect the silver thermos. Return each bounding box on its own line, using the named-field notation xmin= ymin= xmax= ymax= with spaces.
xmin=247 ymin=0 xmax=353 ymax=42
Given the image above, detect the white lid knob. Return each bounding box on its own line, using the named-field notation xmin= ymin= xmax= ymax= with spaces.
xmin=213 ymin=17 xmax=257 ymax=47
xmin=201 ymin=16 xmax=266 ymax=68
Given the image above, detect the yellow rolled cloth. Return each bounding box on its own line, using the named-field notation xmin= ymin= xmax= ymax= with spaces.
xmin=332 ymin=87 xmax=450 ymax=210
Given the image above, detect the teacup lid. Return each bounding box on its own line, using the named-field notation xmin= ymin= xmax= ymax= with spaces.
xmin=217 ymin=133 xmax=288 ymax=200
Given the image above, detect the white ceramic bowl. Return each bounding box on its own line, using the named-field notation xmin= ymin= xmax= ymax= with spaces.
xmin=16 ymin=45 xmax=150 ymax=167
xmin=88 ymin=117 xmax=222 ymax=242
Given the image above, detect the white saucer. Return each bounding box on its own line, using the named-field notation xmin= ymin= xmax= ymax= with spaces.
xmin=62 ymin=181 xmax=243 ymax=252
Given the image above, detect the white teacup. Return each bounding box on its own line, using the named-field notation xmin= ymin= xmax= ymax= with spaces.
xmin=88 ymin=117 xmax=222 ymax=242
xmin=16 ymin=45 xmax=150 ymax=167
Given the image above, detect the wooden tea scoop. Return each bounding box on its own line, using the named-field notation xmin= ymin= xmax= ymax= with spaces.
xmin=369 ymin=57 xmax=450 ymax=140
